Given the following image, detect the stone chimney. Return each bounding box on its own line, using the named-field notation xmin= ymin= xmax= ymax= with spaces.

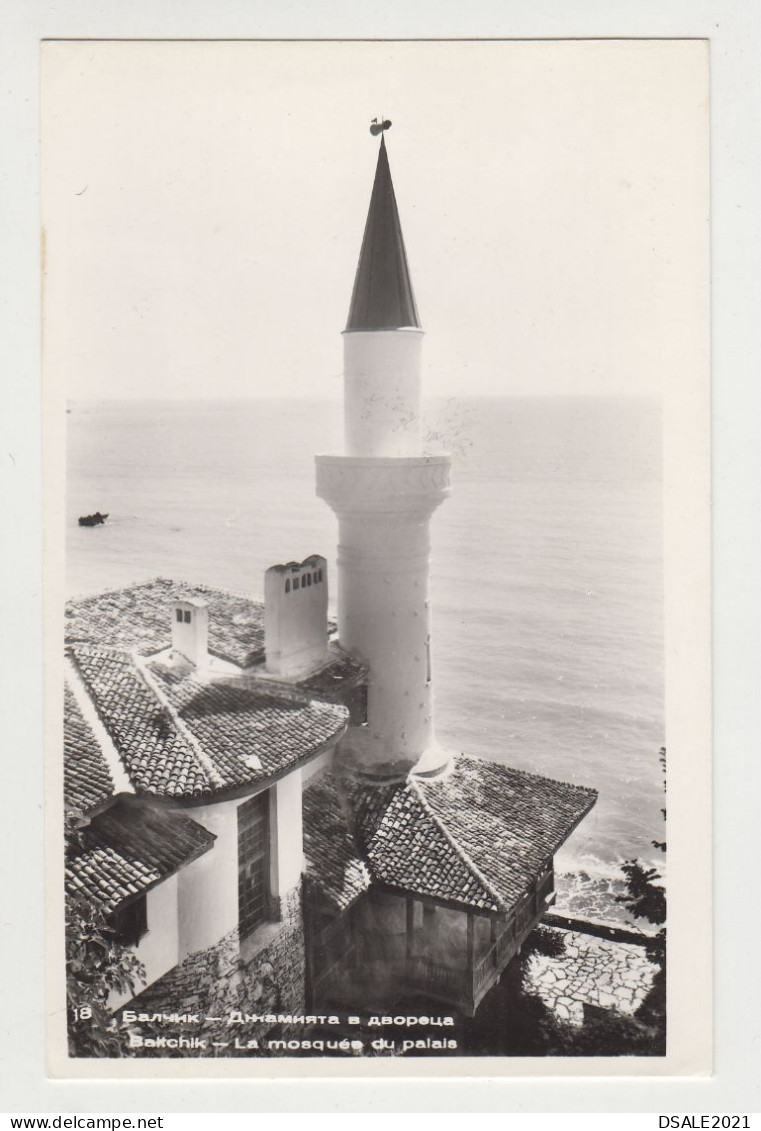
xmin=264 ymin=556 xmax=328 ymax=678
xmin=171 ymin=598 xmax=209 ymax=668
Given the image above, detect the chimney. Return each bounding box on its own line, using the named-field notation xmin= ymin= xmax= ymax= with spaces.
xmin=171 ymin=598 xmax=209 ymax=668
xmin=264 ymin=556 xmax=328 ymax=678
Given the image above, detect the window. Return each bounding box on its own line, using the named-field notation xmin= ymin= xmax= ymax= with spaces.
xmin=285 ymin=579 xmax=290 ymax=593
xmin=175 ymin=609 xmax=183 ymax=623
xmin=318 ymin=568 xmax=323 ymax=583
xmin=306 ymin=574 xmax=311 ymax=586
xmin=238 ymin=790 xmax=271 ymax=938
xmin=293 ymin=577 xmax=299 ymax=590
xmin=184 ymin=610 xmax=191 ymax=624
xmin=110 ymin=894 xmax=148 ymax=947
xmin=312 ymin=571 xmax=318 ymax=584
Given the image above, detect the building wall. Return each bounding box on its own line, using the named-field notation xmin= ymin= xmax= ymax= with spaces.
xmin=337 ymin=515 xmax=434 ymax=770
xmin=316 ymin=454 xmax=451 ymax=778
xmin=301 ymin=748 xmax=331 ymax=785
xmin=271 ymin=772 xmax=304 ymax=899
xmin=177 ymin=798 xmax=240 ymax=959
xmin=177 ymin=771 xmax=306 ymax=959
xmin=264 ymin=557 xmax=328 ymax=678
xmin=109 ymin=875 xmax=180 ymax=1011
xmin=171 ymin=600 xmax=209 ymax=667
xmin=123 ymin=886 xmax=306 ymax=1053
xmin=343 ymin=329 xmax=423 ymax=457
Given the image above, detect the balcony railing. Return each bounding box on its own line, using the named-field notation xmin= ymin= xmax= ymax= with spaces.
xmin=472 ymin=920 xmax=520 ymax=997
xmin=406 ymin=955 xmax=468 ymax=1003
xmin=312 ymin=867 xmax=557 ymax=1014
xmin=536 ymin=866 xmax=555 ymax=907
xmin=406 ymin=868 xmax=557 ymax=1011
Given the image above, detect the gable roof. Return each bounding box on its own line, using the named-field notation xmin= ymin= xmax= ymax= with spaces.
xmin=418 ymin=755 xmax=597 ymax=909
xmin=303 ymin=754 xmax=596 ymax=915
xmin=64 ymin=685 xmax=115 ymax=815
xmin=348 ymin=778 xmax=499 ymax=910
xmin=148 ymin=660 xmax=350 ymax=794
xmin=66 ymin=800 xmax=215 ymax=913
xmin=69 ymin=644 xmax=348 ymax=802
xmin=64 ymin=578 xmax=358 ymax=805
xmin=345 ymin=136 xmax=421 ymax=332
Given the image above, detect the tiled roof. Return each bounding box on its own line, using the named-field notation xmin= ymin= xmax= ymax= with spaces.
xmin=64 ymin=685 xmax=115 ymax=814
xmin=65 ymin=578 xmax=267 ymax=668
xmin=302 ymin=775 xmax=371 ymax=910
xmin=70 ymin=646 xmax=211 ymax=799
xmin=293 ymin=650 xmax=367 ymax=701
xmin=70 ymin=644 xmax=349 ymax=801
xmin=419 ymin=755 xmax=597 ymax=909
xmin=66 ymin=800 xmax=215 ymax=913
xmin=149 ymin=663 xmax=350 ymax=791
xmin=349 ymin=779 xmax=500 ymax=910
xmin=304 ymin=754 xmax=596 ymax=915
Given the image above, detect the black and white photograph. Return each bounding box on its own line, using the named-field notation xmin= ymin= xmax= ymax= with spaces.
xmin=42 ymin=38 xmax=710 ymax=1072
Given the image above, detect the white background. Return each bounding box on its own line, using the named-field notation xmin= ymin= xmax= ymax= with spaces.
xmin=43 ymin=39 xmax=705 ymax=404
xmin=2 ymin=0 xmax=759 ymax=1115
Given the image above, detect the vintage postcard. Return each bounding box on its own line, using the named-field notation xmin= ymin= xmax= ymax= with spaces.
xmin=42 ymin=38 xmax=711 ymax=1077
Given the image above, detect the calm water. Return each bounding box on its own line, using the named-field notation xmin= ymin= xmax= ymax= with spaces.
xmin=66 ymin=396 xmax=664 ymax=912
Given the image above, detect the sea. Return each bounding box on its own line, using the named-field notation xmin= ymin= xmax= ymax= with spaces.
xmin=66 ymin=396 xmax=664 ymax=924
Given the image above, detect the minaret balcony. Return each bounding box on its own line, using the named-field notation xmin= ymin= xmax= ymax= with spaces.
xmin=315 ymin=453 xmax=451 ymax=520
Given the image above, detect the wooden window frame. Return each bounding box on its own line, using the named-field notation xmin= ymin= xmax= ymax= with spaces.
xmin=110 ymin=894 xmax=148 ymax=948
xmin=237 ymin=789 xmax=272 ymax=939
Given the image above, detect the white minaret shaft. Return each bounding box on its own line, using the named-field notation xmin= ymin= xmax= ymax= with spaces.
xmin=316 ymin=136 xmax=451 ymax=780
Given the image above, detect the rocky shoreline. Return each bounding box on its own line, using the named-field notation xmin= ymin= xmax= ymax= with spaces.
xmin=555 ymin=868 xmax=646 ymax=928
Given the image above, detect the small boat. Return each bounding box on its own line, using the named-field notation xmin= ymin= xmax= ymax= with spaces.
xmin=78 ymin=512 xmax=109 ymax=527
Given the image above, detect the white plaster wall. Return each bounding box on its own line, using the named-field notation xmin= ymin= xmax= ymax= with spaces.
xmin=109 ymin=875 xmax=179 ymax=1010
xmin=264 ymin=558 xmax=328 ymax=677
xmin=177 ymin=777 xmax=306 ymax=958
xmin=343 ymin=330 xmax=423 ymax=457
xmin=337 ymin=516 xmax=434 ymax=772
xmin=316 ymin=454 xmax=451 ymax=778
xmin=171 ymin=600 xmax=209 ymax=667
xmin=177 ymin=798 xmax=239 ymax=959
xmin=300 ymin=747 xmax=332 ymax=785
xmin=271 ymin=771 xmax=304 ymax=898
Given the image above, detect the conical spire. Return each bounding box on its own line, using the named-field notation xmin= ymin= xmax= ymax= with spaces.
xmin=345 ymin=136 xmax=421 ymax=332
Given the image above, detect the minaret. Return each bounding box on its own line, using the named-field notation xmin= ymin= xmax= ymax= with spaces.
xmin=316 ymin=134 xmax=451 ymax=781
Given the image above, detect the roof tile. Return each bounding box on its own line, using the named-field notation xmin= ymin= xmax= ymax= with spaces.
xmin=64 ymin=685 xmax=115 ymax=814
xmin=65 ymin=578 xmax=266 ymax=668
xmin=70 ymin=644 xmax=348 ymax=801
xmin=303 ymin=754 xmax=596 ymax=914
xmin=302 ymin=775 xmax=371 ymax=911
xmin=150 ymin=663 xmax=349 ymax=791
xmin=66 ymin=800 xmax=215 ymax=913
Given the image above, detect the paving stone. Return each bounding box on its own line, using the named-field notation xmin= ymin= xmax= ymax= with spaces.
xmin=522 ymin=925 xmax=659 ymax=1028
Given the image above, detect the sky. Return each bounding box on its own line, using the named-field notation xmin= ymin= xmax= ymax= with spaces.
xmin=42 ymin=39 xmax=708 ymax=400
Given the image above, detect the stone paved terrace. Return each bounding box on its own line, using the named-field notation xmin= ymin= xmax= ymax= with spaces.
xmin=522 ymin=926 xmax=657 ymax=1026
